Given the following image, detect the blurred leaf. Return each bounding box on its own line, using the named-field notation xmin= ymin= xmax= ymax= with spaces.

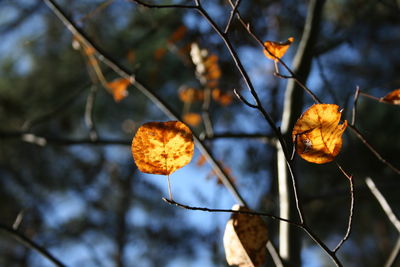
xmin=182 ymin=112 xmax=202 ymax=127
xmin=106 ymin=77 xmax=130 ymax=102
xmin=381 ymin=89 xmax=400 ymax=105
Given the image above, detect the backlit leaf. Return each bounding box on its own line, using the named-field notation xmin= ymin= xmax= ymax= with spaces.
xmin=182 ymin=113 xmax=202 ymax=127
xmin=292 ymin=104 xmax=347 ymax=164
xmin=263 ymin=37 xmax=294 ymax=61
xmin=132 ymin=121 xmax=194 ymax=175
xmin=106 ymin=78 xmax=130 ymax=102
xmin=381 ymin=89 xmax=400 ymax=105
xmin=223 ymin=205 xmax=268 ymax=267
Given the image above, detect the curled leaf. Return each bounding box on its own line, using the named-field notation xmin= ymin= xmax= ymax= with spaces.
xmin=381 ymin=89 xmax=400 ymax=105
xmin=132 ymin=121 xmax=194 ymax=175
xmin=107 ymin=78 xmax=130 ymax=102
xmin=292 ymin=104 xmax=347 ymax=164
xmin=223 ymin=205 xmax=268 ymax=267
xmin=263 ymin=37 xmax=294 ymax=61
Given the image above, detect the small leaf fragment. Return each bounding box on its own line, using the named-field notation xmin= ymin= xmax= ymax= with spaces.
xmin=381 ymin=89 xmax=400 ymax=105
xmin=132 ymin=121 xmax=194 ymax=175
xmin=182 ymin=112 xmax=202 ymax=127
xmin=107 ymin=78 xmax=130 ymax=102
xmin=292 ymin=104 xmax=347 ymax=164
xmin=263 ymin=37 xmax=294 ymax=61
xmin=223 ymin=205 xmax=268 ymax=267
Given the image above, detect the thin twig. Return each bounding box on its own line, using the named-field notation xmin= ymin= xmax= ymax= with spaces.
xmin=351 ymin=86 xmax=360 ymax=126
xmin=349 ymin=126 xmax=400 ymax=175
xmin=385 ymin=237 xmax=400 ymax=267
xmin=0 ymin=223 xmax=67 ymax=267
xmin=129 ymin=0 xmax=196 ymax=9
xmin=365 ymin=177 xmax=400 ymax=233
xmin=233 ymin=89 xmax=257 ymax=109
xmin=333 ymin=163 xmax=354 ymax=253
xmin=162 ymin=198 xmax=300 ymax=226
xmin=224 ymin=0 xmax=241 ymax=34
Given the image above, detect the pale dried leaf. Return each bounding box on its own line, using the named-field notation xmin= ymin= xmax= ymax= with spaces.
xmin=223 ymin=205 xmax=268 ymax=267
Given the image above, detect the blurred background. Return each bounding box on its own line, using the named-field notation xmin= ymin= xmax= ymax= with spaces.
xmin=0 ymin=0 xmax=399 ymax=266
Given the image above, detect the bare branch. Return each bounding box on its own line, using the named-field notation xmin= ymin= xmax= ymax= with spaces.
xmin=349 ymin=126 xmax=400 ymax=175
xmin=365 ymin=177 xmax=400 ymax=233
xmin=128 ymin=0 xmax=196 ymax=9
xmin=224 ymin=0 xmax=242 ymax=34
xmin=333 ymin=164 xmax=354 ymax=253
xmin=385 ymin=237 xmax=400 ymax=267
xmin=0 ymin=223 xmax=67 ymax=267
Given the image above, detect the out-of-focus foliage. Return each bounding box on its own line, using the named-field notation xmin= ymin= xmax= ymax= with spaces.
xmin=0 ymin=0 xmax=399 ymax=266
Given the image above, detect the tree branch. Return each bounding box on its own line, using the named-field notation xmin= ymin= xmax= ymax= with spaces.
xmin=0 ymin=223 xmax=67 ymax=267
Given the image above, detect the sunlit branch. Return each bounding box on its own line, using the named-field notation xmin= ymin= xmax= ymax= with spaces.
xmin=351 ymin=86 xmax=360 ymax=126
xmin=162 ymin=198 xmax=300 ymax=226
xmin=365 ymin=177 xmax=400 ymax=233
xmin=224 ymin=0 xmax=241 ymax=34
xmin=385 ymin=237 xmax=400 ymax=267
xmin=0 ymin=223 xmax=67 ymax=267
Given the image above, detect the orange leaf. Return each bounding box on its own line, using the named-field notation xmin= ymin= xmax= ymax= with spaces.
xmin=196 ymin=155 xmax=207 ymax=166
xmin=106 ymin=78 xmax=130 ymax=102
xmin=131 ymin=121 xmax=194 ymax=175
xmin=381 ymin=89 xmax=400 ymax=105
xmin=212 ymin=89 xmax=233 ymax=106
xmin=168 ymin=25 xmax=187 ymax=43
xmin=179 ymin=88 xmax=204 ymax=103
xmin=223 ymin=205 xmax=268 ymax=267
xmin=263 ymin=37 xmax=294 ymax=61
xmin=183 ymin=113 xmax=202 ymax=127
xmin=292 ymin=104 xmax=347 ymax=164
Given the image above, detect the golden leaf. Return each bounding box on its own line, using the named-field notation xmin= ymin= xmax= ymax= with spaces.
xmin=381 ymin=89 xmax=400 ymax=105
xmin=263 ymin=37 xmax=294 ymax=61
xmin=223 ymin=205 xmax=268 ymax=267
xmin=182 ymin=113 xmax=202 ymax=127
xmin=132 ymin=121 xmax=194 ymax=175
xmin=106 ymin=78 xmax=130 ymax=102
xmin=292 ymin=104 xmax=348 ymax=164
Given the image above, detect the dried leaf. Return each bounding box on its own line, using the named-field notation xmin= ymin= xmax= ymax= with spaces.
xmin=132 ymin=121 xmax=194 ymax=175
xmin=154 ymin=47 xmax=167 ymax=61
xmin=381 ymin=89 xmax=400 ymax=105
xmin=223 ymin=205 xmax=268 ymax=267
xmin=182 ymin=112 xmax=202 ymax=127
xmin=292 ymin=104 xmax=348 ymax=164
xmin=107 ymin=78 xmax=130 ymax=102
xmin=263 ymin=37 xmax=294 ymax=61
